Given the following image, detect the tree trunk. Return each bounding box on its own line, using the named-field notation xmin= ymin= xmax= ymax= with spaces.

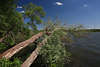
xmin=21 ymin=40 xmax=46 ymax=67
xmin=21 ymin=46 xmax=40 ymax=67
xmin=21 ymin=28 xmax=57 ymax=67
xmin=0 ymin=32 xmax=43 ymax=59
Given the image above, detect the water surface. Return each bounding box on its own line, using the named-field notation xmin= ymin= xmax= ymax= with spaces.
xmin=67 ymin=32 xmax=100 ymax=67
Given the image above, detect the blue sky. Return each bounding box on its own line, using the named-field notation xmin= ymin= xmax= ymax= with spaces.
xmin=17 ymin=0 xmax=100 ymax=29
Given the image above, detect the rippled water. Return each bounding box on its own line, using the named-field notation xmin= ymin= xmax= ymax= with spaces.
xmin=67 ymin=32 xmax=100 ymax=67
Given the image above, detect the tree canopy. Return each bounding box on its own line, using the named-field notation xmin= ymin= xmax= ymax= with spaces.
xmin=23 ymin=3 xmax=45 ymax=31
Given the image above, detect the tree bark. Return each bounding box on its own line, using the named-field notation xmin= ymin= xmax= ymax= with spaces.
xmin=21 ymin=28 xmax=59 ymax=67
xmin=0 ymin=32 xmax=43 ymax=59
xmin=21 ymin=46 xmax=40 ymax=67
xmin=21 ymin=40 xmax=45 ymax=67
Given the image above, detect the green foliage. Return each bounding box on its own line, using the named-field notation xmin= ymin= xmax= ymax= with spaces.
xmin=0 ymin=0 xmax=35 ymax=47
xmin=0 ymin=0 xmax=88 ymax=67
xmin=40 ymin=32 xmax=71 ymax=65
xmin=0 ymin=0 xmax=23 ymax=37
xmin=39 ymin=20 xmax=72 ymax=67
xmin=38 ymin=19 xmax=88 ymax=67
xmin=4 ymin=36 xmax=15 ymax=46
xmin=0 ymin=43 xmax=7 ymax=53
xmin=0 ymin=58 xmax=21 ymax=67
xmin=50 ymin=64 xmax=56 ymax=67
xmin=23 ymin=3 xmax=45 ymax=31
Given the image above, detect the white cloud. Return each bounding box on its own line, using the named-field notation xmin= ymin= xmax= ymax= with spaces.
xmin=56 ymin=2 xmax=63 ymax=6
xmin=17 ymin=6 xmax=23 ymax=8
xmin=83 ymin=4 xmax=88 ymax=7
xmin=20 ymin=11 xmax=25 ymax=13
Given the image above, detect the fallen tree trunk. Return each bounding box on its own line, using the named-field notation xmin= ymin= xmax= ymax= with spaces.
xmin=21 ymin=39 xmax=46 ymax=67
xmin=21 ymin=28 xmax=60 ymax=67
xmin=0 ymin=32 xmax=43 ymax=59
xmin=21 ymin=45 xmax=41 ymax=67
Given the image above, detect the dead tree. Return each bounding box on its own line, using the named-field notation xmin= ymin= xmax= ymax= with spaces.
xmin=0 ymin=32 xmax=43 ymax=59
xmin=21 ymin=28 xmax=60 ymax=67
xmin=21 ymin=38 xmax=47 ymax=67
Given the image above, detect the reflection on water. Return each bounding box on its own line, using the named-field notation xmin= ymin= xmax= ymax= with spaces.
xmin=67 ymin=32 xmax=100 ymax=67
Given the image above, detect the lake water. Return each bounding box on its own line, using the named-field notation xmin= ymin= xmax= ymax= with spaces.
xmin=67 ymin=32 xmax=100 ymax=67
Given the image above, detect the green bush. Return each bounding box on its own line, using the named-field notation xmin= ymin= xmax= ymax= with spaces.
xmin=0 ymin=58 xmax=21 ymax=67
xmin=40 ymin=32 xmax=71 ymax=67
xmin=0 ymin=43 xmax=7 ymax=53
